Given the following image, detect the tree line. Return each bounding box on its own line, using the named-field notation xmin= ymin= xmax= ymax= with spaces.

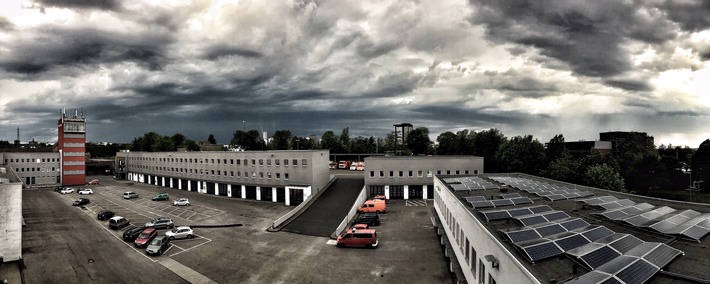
xmin=99 ymin=127 xmax=710 ymax=194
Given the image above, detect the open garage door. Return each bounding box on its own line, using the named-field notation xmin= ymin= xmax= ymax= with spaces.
xmin=218 ymin=184 xmax=228 ymax=196
xmin=246 ymin=186 xmax=257 ymax=199
xmin=409 ymin=185 xmax=423 ymax=199
xmin=290 ymin=188 xmax=304 ymax=206
xmin=276 ymin=188 xmax=286 ymax=203
xmin=369 ymin=185 xmax=384 ymax=197
xmin=427 ymin=184 xmax=434 ymax=199
xmin=261 ymin=187 xmax=273 ymax=201
xmin=180 ymin=179 xmax=188 ymax=190
xmin=206 ymin=182 xmax=215 ymax=195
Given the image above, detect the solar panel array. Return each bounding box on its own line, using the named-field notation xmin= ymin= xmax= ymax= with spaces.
xmin=500 ymin=218 xmax=592 ymax=243
xmin=466 ymin=196 xmax=533 ymax=209
xmin=479 ymin=205 xmax=553 ymax=222
xmin=512 ymin=225 xmax=616 ymax=263
xmin=444 ymin=176 xmax=501 ymax=191
xmin=566 ymin=234 xmax=684 ymax=284
xmin=586 ymin=197 xmax=710 ymax=241
xmin=489 ymin=176 xmax=593 ymax=201
xmin=514 ymin=211 xmax=570 ymax=226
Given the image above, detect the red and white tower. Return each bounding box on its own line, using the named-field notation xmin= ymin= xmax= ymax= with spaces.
xmin=58 ymin=108 xmax=87 ymax=186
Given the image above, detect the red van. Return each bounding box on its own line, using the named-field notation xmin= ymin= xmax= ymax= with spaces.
xmin=336 ymin=228 xmax=378 ymax=248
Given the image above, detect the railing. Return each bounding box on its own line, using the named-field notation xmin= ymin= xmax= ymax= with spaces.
xmin=330 ymin=186 xmax=368 ymax=239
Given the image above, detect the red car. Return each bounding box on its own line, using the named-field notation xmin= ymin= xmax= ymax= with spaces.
xmin=336 ymin=228 xmax=378 ymax=248
xmin=134 ymin=227 xmax=157 ymax=248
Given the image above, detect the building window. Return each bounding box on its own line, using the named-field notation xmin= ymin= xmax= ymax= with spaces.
xmin=276 ymin=173 xmax=280 ymax=179
xmin=284 ymin=173 xmax=289 ymax=180
xmin=465 ymin=170 xmax=469 ymax=174
xmin=259 ymin=159 xmax=263 ymax=165
xmin=408 ymin=171 xmax=413 ymax=177
xmin=427 ymin=171 xmax=433 ymax=177
xmin=479 ymin=260 xmax=485 ymax=284
xmin=275 ymin=159 xmax=280 ymax=166
xmin=252 ymin=159 xmax=256 ymax=165
xmin=389 ymin=171 xmax=394 ymax=177
xmin=465 ymin=238 xmax=470 ymax=264
xmin=379 ymin=171 xmax=384 ymax=177
xmin=302 ymin=159 xmax=307 ymax=166
xmin=284 ymin=159 xmax=289 ymax=166
xmin=471 ymin=247 xmax=477 ymax=275
xmin=398 ymin=171 xmax=403 ymax=177
xmin=370 ymin=171 xmax=375 ymax=177
xmin=267 ymin=172 xmax=272 ymax=179
xmin=488 ymin=275 xmax=496 ymax=284
xmin=267 ymin=159 xmax=271 ymax=166
xmin=474 ymin=170 xmax=478 ymax=174
xmin=418 ymin=170 xmax=423 ymax=177
xmin=259 ymin=172 xmax=264 ymax=179
xmin=292 ymin=159 xmax=298 ymax=166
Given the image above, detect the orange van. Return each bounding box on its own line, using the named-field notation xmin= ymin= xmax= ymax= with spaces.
xmin=336 ymin=228 xmax=379 ymax=248
xmin=358 ymin=199 xmax=386 ymax=214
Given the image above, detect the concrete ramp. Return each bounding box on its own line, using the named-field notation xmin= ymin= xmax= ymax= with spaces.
xmin=282 ymin=177 xmax=364 ymax=237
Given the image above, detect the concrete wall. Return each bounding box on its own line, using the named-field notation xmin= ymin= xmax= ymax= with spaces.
xmin=0 ymin=152 xmax=61 ymax=187
xmin=433 ymin=175 xmax=539 ymax=284
xmin=0 ymin=166 xmax=23 ymax=262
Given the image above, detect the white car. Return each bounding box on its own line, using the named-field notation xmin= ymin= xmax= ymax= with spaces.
xmin=165 ymin=226 xmax=194 ymax=240
xmin=78 ymin=188 xmax=93 ymax=195
xmin=173 ymin=198 xmax=190 ymax=206
xmin=59 ymin=188 xmax=75 ymax=194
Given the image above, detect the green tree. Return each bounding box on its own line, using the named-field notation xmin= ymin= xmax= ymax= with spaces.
xmin=231 ymin=130 xmax=263 ymax=150
xmin=546 ymin=134 xmax=566 ymax=162
xmin=584 ymin=164 xmax=626 ymax=192
xmin=340 ymin=127 xmax=351 ymax=153
xmin=271 ymin=130 xmax=292 ymax=150
xmin=406 ymin=127 xmax=432 ymax=155
xmin=207 ymin=134 xmax=216 ymax=144
xmin=473 ymin=128 xmax=506 ymax=173
xmin=321 ymin=131 xmax=344 ymax=153
xmin=436 ymin=131 xmax=458 ymax=155
xmin=171 ymin=133 xmax=187 ymax=149
xmin=351 ymin=136 xmax=374 ymax=153
xmin=543 ymin=152 xmax=581 ymax=183
xmin=154 ymin=136 xmax=175 ymax=151
xmin=691 ymin=139 xmax=710 ymax=189
xmin=186 ymin=140 xmax=200 ymax=151
xmin=496 ymin=135 xmax=546 ymax=175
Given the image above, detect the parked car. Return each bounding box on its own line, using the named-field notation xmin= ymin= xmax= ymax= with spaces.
xmin=78 ymin=188 xmax=93 ymax=195
xmin=97 ymin=210 xmax=115 ymax=221
xmin=122 ymin=225 xmax=146 ymax=242
xmin=328 ymin=161 xmax=337 ymax=169
xmin=109 ymin=216 xmax=130 ymax=230
xmin=152 ymin=193 xmax=169 ymax=201
xmin=145 ymin=217 xmax=174 ymax=229
xmin=345 ymin=223 xmax=369 ymax=231
xmin=173 ymin=198 xmax=190 ymax=206
xmin=54 ymin=186 xmax=63 ymax=192
xmin=72 ymin=198 xmax=90 ymax=206
xmin=336 ymin=228 xmax=379 ymax=248
xmin=356 ymin=161 xmax=365 ymax=171
xmin=358 ymin=199 xmax=387 ymax=214
xmin=60 ymin=188 xmax=75 ymax=194
xmin=88 ymin=179 xmax=100 ymax=185
xmin=123 ymin=191 xmax=139 ymax=199
xmin=165 ymin=226 xmax=194 ymax=240
xmin=338 ymin=160 xmax=351 ymax=169
xmin=146 ymin=236 xmax=171 ymax=256
xmin=349 ymin=162 xmax=358 ymax=171
xmin=372 ymin=195 xmax=387 ymax=203
xmin=134 ymin=227 xmax=158 ymax=248
xmin=354 ymin=213 xmax=380 ymax=226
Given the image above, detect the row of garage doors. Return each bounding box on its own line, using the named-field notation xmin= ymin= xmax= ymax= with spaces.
xmin=368 ymin=185 xmax=434 ymax=199
xmin=142 ymin=175 xmax=304 ymax=206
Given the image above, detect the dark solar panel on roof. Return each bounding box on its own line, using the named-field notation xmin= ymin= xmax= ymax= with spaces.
xmin=615 ymin=259 xmax=657 ymax=284
xmin=516 ymin=215 xmax=548 ymax=226
xmin=502 ymin=229 xmax=541 ymax=243
xmin=582 ymin=226 xmax=615 ymax=242
xmin=555 ymin=234 xmax=591 ymax=251
xmin=544 ymin=194 xmax=567 ymax=201
xmin=580 ymin=245 xmax=622 ymax=269
xmin=535 ymin=223 xmax=567 ymax=237
xmin=544 ymin=211 xmax=570 ymax=222
xmin=529 ymin=205 xmax=554 ymax=214
xmin=566 ymin=271 xmax=614 ymax=284
xmin=560 ymin=218 xmax=590 ymax=231
xmin=479 ymin=211 xmax=510 ymax=222
xmin=470 ymin=200 xmax=494 ymax=209
xmin=521 ymin=241 xmax=564 ymax=262
xmin=491 ymin=199 xmax=514 ymax=207
xmin=510 ymin=197 xmax=533 ymax=205
xmin=597 ymin=255 xmax=636 ymax=274
xmin=609 ymin=235 xmax=644 ymax=253
xmin=642 ymin=244 xmax=683 ymax=268
xmin=464 ymin=196 xmax=487 ymax=202
xmin=500 ymin=193 xmax=522 ymax=199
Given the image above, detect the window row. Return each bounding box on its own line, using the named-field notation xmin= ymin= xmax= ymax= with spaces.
xmin=129 ymin=156 xmax=308 ymax=167
xmin=14 ymin=167 xmax=58 ymax=173
xmin=131 ymin=165 xmax=290 ymax=180
xmin=370 ymin=169 xmax=477 ymax=178
xmin=5 ymin=158 xmax=60 ymax=163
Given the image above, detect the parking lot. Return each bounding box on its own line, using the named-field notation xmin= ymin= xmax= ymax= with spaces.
xmin=22 ymin=176 xmax=452 ymax=283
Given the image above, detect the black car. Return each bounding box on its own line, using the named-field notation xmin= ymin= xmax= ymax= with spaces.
xmin=354 ymin=213 xmax=380 ymax=226
xmin=97 ymin=210 xmax=115 ymax=221
xmin=72 ymin=198 xmax=90 ymax=206
xmin=122 ymin=225 xmax=146 ymax=242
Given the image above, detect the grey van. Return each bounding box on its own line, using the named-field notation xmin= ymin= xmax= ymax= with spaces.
xmin=109 ymin=216 xmax=130 ymax=230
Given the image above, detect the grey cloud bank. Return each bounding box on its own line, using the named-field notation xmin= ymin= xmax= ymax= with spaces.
xmin=0 ymin=0 xmax=708 ymax=147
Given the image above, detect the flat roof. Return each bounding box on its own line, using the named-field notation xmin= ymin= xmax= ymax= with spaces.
xmin=441 ymin=174 xmax=710 ymax=283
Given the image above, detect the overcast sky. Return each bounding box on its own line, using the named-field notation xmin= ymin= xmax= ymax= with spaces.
xmin=0 ymin=0 xmax=709 ymax=147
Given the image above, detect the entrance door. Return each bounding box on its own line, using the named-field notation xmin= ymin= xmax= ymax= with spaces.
xmin=409 ymin=185 xmax=423 ymax=199
xmin=390 ymin=185 xmax=404 ymax=199
xmin=369 ymin=185 xmax=384 ymax=197
xmin=290 ymin=188 xmax=304 ymax=206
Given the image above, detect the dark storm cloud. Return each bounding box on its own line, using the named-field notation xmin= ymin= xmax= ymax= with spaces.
xmin=412 ymin=105 xmax=526 ymax=127
xmin=658 ymin=0 xmax=710 ymax=32
xmin=0 ymin=26 xmax=172 ymax=75
xmin=467 ymin=0 xmax=688 ymax=91
xmin=202 ymin=45 xmax=263 ymax=60
xmin=35 ymin=0 xmax=121 ymax=11
xmin=604 ymin=79 xmax=651 ymax=92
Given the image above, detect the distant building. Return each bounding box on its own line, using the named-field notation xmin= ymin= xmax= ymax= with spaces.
xmin=57 ymin=109 xmax=87 ymax=185
xmin=600 ymin=131 xmax=654 ymax=154
xmin=393 ymin=122 xmax=413 ymax=149
xmin=546 ymin=141 xmax=613 ymax=157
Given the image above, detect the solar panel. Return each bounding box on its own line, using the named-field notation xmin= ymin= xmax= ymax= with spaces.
xmin=470 ymin=200 xmax=494 ymax=209
xmin=609 ymin=235 xmax=644 ymax=253
xmin=479 ymin=211 xmax=510 ymax=222
xmin=521 ymin=240 xmax=564 ymax=262
xmin=491 ymin=199 xmax=514 ymax=207
xmin=510 ymin=197 xmax=533 ymax=205
xmin=516 ymin=215 xmax=548 ymax=226
xmin=579 ymin=245 xmax=622 ymax=269
xmin=534 ymin=223 xmax=566 ymax=237
xmin=464 ymin=196 xmax=487 ymax=202
xmin=582 ymin=226 xmax=615 ymax=242
xmin=681 ymin=225 xmax=710 ymax=240
xmin=642 ymin=244 xmax=683 ymax=268
xmin=597 ymin=255 xmax=636 ymax=274
xmin=500 ymin=193 xmax=522 ymax=199
xmin=543 ymin=211 xmax=570 ymax=222
xmin=501 ymin=229 xmax=541 ymax=243
xmin=561 ymin=218 xmax=590 ymax=231
xmin=615 ymin=259 xmax=657 ymax=284
xmin=529 ymin=205 xmax=554 ymax=214
xmin=565 ymin=271 xmax=616 ymax=284
xmin=544 ymin=194 xmax=566 ymax=201
xmin=555 ymin=234 xmax=591 ymax=251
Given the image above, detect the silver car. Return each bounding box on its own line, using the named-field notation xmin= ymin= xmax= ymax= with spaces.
xmin=165 ymin=226 xmax=194 ymax=240
xmin=145 ymin=217 xmax=174 ymax=229
xmin=145 ymin=236 xmax=171 ymax=255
